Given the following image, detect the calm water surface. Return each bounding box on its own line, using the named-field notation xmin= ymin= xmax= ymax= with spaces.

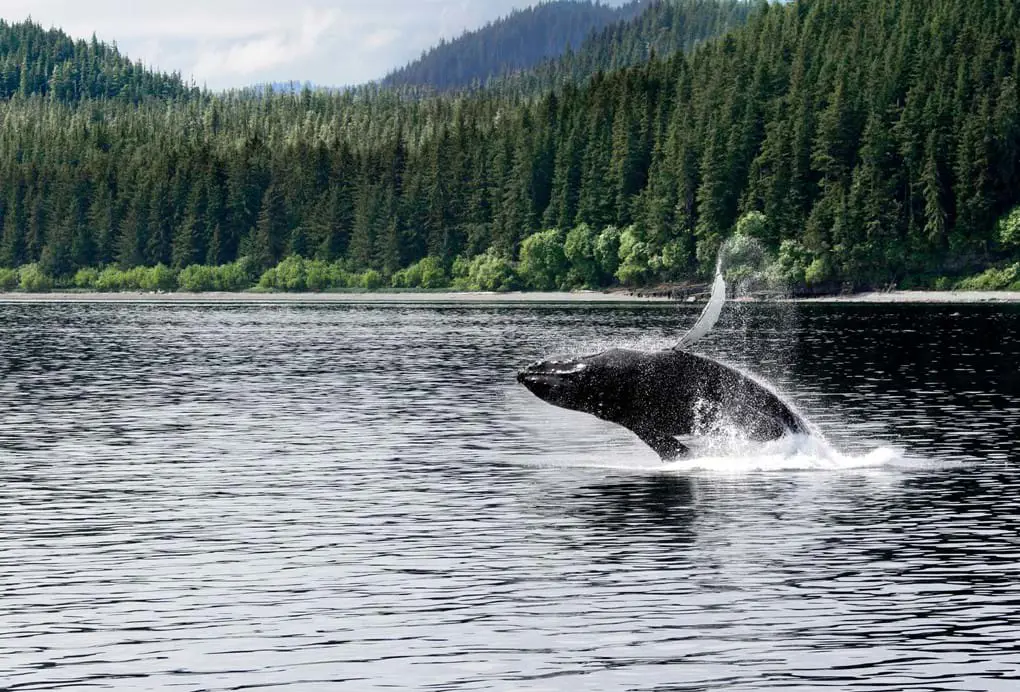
xmin=1 ymin=300 xmax=1018 ymax=691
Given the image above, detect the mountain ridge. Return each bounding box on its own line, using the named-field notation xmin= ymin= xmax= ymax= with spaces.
xmin=0 ymin=17 xmax=198 ymax=102
xmin=381 ymin=1 xmax=648 ymax=91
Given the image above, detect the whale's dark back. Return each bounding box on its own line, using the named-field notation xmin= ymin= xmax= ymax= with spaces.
xmin=568 ymin=348 xmax=805 ymax=440
xmin=518 ymin=347 xmax=807 ymax=458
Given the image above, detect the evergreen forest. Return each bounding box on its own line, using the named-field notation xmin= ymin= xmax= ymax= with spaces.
xmin=381 ymin=0 xmax=647 ymax=91
xmin=1 ymin=0 xmax=1020 ymax=294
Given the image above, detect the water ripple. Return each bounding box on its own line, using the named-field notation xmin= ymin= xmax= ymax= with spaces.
xmin=0 ymin=302 xmax=1018 ymax=690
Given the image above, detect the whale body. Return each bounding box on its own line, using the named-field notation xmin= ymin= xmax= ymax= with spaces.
xmin=517 ymin=347 xmax=806 ymax=460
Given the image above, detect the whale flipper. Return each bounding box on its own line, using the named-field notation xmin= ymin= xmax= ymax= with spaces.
xmin=676 ymin=269 xmax=726 ymax=350
xmin=634 ymin=428 xmax=689 ymax=461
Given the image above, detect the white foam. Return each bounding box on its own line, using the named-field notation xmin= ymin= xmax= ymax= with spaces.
xmin=661 ymin=434 xmax=905 ymax=474
xmin=556 ymin=433 xmax=915 ymax=476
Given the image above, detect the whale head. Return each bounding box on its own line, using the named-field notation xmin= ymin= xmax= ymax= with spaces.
xmin=517 ymin=350 xmax=630 ymax=417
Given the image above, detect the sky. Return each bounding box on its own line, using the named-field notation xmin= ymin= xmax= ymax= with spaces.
xmin=1 ymin=0 xmax=628 ymax=90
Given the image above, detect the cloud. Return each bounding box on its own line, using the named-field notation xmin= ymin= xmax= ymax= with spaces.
xmin=0 ymin=0 xmax=629 ymax=89
xmin=363 ymin=28 xmax=402 ymax=51
xmin=191 ymin=8 xmax=338 ymax=80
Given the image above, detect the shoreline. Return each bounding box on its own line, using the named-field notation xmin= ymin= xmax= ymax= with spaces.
xmin=791 ymin=290 xmax=1020 ymax=304
xmin=0 ymin=289 xmax=1018 ymax=304
xmin=0 ymin=290 xmax=671 ymax=304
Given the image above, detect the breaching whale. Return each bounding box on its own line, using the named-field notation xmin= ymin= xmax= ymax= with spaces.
xmin=517 ymin=272 xmax=806 ymax=460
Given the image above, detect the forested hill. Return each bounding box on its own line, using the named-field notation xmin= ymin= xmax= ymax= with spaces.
xmin=492 ymin=0 xmax=756 ymax=94
xmin=0 ymin=0 xmax=1019 ymax=294
xmin=380 ymin=1 xmax=646 ymax=91
xmin=0 ymin=19 xmax=197 ymax=102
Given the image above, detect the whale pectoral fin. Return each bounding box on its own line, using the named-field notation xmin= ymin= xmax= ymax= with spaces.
xmin=634 ymin=429 xmax=689 ymax=461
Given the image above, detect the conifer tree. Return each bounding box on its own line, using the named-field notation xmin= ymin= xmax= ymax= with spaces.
xmin=251 ymin=184 xmax=288 ymax=270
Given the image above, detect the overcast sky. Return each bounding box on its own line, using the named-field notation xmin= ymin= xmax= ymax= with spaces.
xmin=2 ymin=0 xmax=628 ymax=90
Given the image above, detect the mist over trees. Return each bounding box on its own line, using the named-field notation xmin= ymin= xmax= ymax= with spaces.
xmin=0 ymin=0 xmax=1019 ymax=293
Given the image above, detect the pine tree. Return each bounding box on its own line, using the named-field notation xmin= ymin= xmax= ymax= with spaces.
xmin=0 ymin=184 xmax=26 ymax=268
xmin=250 ymin=184 xmax=288 ymax=269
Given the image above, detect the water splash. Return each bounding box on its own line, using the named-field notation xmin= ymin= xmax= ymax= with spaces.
xmin=717 ymin=233 xmax=781 ymax=298
xmin=677 ymin=260 xmax=726 ymax=349
xmin=662 ymin=434 xmax=906 ymax=474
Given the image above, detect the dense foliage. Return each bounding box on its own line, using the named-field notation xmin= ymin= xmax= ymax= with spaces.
xmin=0 ymin=19 xmax=197 ymax=102
xmin=492 ymin=0 xmax=755 ymax=94
xmin=381 ymin=1 xmax=646 ymax=91
xmin=1 ymin=0 xmax=1020 ymax=294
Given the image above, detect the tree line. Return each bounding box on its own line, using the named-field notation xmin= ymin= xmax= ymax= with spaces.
xmin=488 ymin=0 xmax=755 ymax=96
xmin=0 ymin=19 xmax=197 ymax=103
xmin=0 ymin=0 xmax=1019 ymax=294
xmin=381 ymin=0 xmax=647 ymax=91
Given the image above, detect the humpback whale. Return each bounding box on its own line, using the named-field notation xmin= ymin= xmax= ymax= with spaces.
xmin=517 ymin=271 xmax=806 ymax=460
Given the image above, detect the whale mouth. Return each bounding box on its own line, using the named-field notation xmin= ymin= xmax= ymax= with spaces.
xmin=517 ymin=361 xmax=587 ymax=398
xmin=517 ymin=372 xmax=561 ymax=386
xmin=519 ymin=361 xmax=588 ymax=378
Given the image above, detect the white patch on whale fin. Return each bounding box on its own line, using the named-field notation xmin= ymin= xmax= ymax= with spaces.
xmin=676 ymin=267 xmax=726 ymax=350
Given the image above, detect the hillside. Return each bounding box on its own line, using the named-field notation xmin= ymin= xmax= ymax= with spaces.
xmin=493 ymin=0 xmax=756 ymax=94
xmin=381 ymin=1 xmax=647 ymax=91
xmin=0 ymin=19 xmax=197 ymax=102
xmin=0 ymin=0 xmax=1019 ymax=294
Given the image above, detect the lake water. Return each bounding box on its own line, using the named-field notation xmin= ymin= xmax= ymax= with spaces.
xmin=1 ymin=300 xmax=1018 ymax=690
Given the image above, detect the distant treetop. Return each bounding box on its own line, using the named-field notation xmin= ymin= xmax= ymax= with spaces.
xmin=381 ymin=1 xmax=649 ymax=91
xmin=0 ymin=18 xmax=199 ymax=103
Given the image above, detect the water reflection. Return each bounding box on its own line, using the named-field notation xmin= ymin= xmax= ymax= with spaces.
xmin=572 ymin=475 xmax=698 ymax=543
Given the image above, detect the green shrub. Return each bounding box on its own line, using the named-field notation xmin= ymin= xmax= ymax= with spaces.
xmin=72 ymin=267 xmax=100 ymax=289
xmin=451 ymin=250 xmax=519 ymax=291
xmin=956 ymin=264 xmax=1020 ymax=291
xmin=735 ymin=211 xmax=769 ymax=241
xmin=275 ymin=256 xmax=308 ymax=291
xmin=359 ymin=269 xmax=384 ymax=290
xmin=658 ymin=238 xmax=695 ymax=282
xmin=804 ymin=257 xmax=832 ymax=286
xmin=933 ymin=276 xmax=954 ymax=291
xmin=594 ymin=226 xmax=622 ymax=281
xmin=178 ymin=265 xmax=217 ymax=292
xmin=616 ymin=226 xmax=650 ymax=287
xmin=519 ymin=229 xmax=568 ymax=290
xmin=999 ymin=206 xmax=1020 ymax=249
xmin=221 ymin=258 xmax=257 ymax=291
xmin=418 ymin=257 xmax=449 ymax=289
xmin=0 ymin=267 xmax=21 ymax=291
xmin=94 ymin=267 xmax=125 ymax=291
xmin=257 ymin=267 xmax=278 ymax=290
xmin=123 ymin=267 xmax=149 ymax=290
xmin=177 ymin=261 xmax=255 ymax=292
xmin=76 ymin=265 xmax=180 ymax=292
xmin=305 ymin=260 xmax=334 ymax=291
xmin=19 ymin=264 xmax=53 ymax=292
xmin=305 ymin=260 xmax=352 ymax=291
xmin=564 ymin=223 xmax=600 ymax=288
xmin=139 ymin=264 xmax=178 ymax=292
xmin=391 ymin=263 xmax=422 ymax=289
xmin=258 ymin=256 xmax=323 ymax=291
xmin=392 ymin=256 xmax=449 ymax=289
xmin=766 ymin=239 xmax=812 ymax=287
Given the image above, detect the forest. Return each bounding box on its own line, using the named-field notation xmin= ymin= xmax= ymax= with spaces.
xmin=381 ymin=0 xmax=648 ymax=91
xmin=0 ymin=0 xmax=1019 ymax=293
